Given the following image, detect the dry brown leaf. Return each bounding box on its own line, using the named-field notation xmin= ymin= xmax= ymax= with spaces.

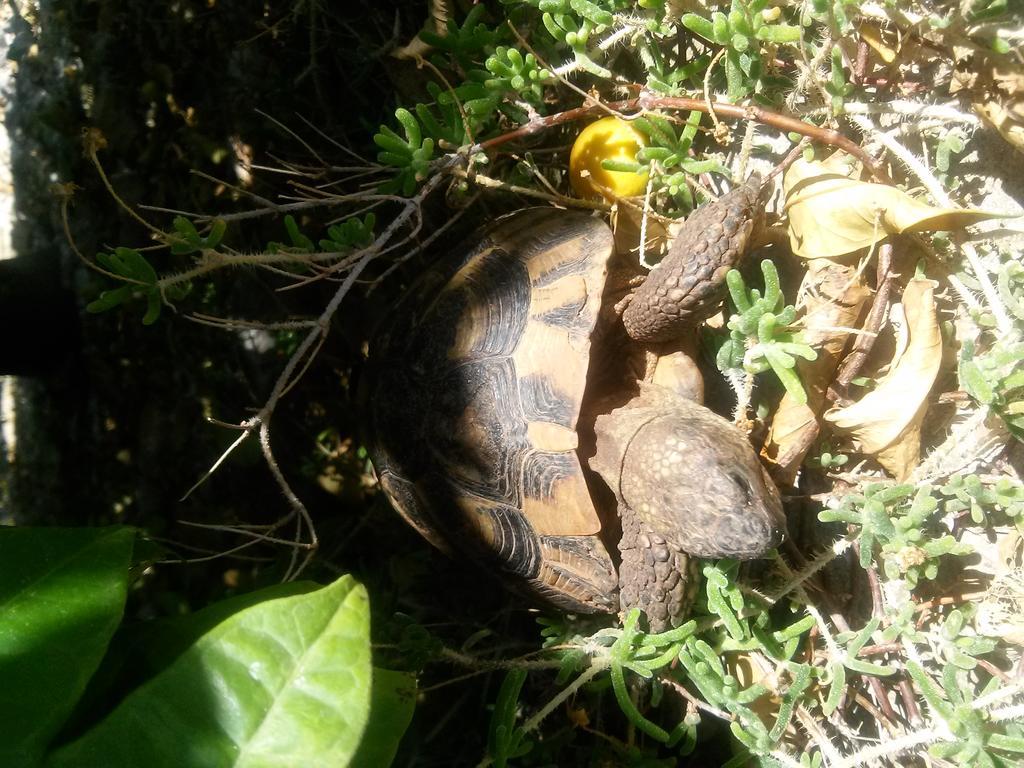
xmin=951 ymin=45 xmax=1024 ymax=154
xmin=974 ymin=97 xmax=1024 ymax=154
xmin=858 ymin=22 xmax=898 ymax=64
xmin=762 ymin=401 xmax=818 ymax=484
xmin=784 ymin=158 xmax=1004 ymax=258
xmin=763 ymin=259 xmax=871 ymax=484
xmin=610 ymin=202 xmax=673 ymax=264
xmin=824 ymin=277 xmax=942 ymax=479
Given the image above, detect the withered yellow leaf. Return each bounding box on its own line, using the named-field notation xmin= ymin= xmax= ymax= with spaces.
xmin=974 ymin=98 xmax=1024 ymax=154
xmin=858 ymin=22 xmax=897 ymax=64
xmin=784 ymin=159 xmax=1004 ymax=258
xmin=824 ymin=277 xmax=942 ymax=480
xmin=763 ymin=259 xmax=871 ymax=484
xmin=761 ymin=400 xmax=818 ymax=485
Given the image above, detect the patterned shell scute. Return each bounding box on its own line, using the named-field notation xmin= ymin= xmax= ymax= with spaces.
xmin=366 ymin=208 xmax=619 ymax=612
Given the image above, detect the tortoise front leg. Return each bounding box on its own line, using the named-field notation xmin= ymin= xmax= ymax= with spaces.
xmin=620 ymin=174 xmax=766 ymax=344
xmin=617 ymin=508 xmax=698 ymax=631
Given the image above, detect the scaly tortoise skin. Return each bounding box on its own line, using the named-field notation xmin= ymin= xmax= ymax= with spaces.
xmin=364 ymin=180 xmax=784 ymax=629
xmin=621 ymin=173 xmax=766 ymax=342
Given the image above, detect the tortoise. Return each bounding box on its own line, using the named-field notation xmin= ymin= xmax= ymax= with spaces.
xmin=363 ymin=177 xmax=785 ymax=630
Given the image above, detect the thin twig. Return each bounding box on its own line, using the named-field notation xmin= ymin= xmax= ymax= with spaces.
xmin=831 ymin=242 xmax=894 ymax=398
xmin=662 ymin=677 xmax=734 ymax=722
xmin=478 ymin=95 xmax=890 ymax=183
xmin=846 ymin=112 xmax=1013 ymax=335
xmin=521 ymin=660 xmax=610 ymax=734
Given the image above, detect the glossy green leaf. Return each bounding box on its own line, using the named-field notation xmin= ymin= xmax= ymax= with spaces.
xmin=350 ymin=668 xmax=417 ymax=768
xmin=47 ymin=575 xmax=372 ymax=768
xmin=68 ymin=581 xmax=321 ymax=733
xmin=0 ymin=526 xmax=135 ymax=768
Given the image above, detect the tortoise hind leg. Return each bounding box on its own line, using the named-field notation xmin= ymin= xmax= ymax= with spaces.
xmin=457 ymin=495 xmax=619 ymax=615
xmin=535 ymin=534 xmax=618 ymax=614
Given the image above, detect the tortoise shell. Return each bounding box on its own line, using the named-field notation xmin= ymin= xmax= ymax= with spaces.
xmin=364 ymin=208 xmax=619 ymax=613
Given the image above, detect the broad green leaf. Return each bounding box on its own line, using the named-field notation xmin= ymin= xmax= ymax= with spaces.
xmin=48 ymin=575 xmax=372 ymax=768
xmin=66 ymin=581 xmax=320 ymax=736
xmin=350 ymin=668 xmax=416 ymax=768
xmin=0 ymin=526 xmax=135 ymax=768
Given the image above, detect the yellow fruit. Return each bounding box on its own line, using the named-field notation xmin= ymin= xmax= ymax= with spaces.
xmin=569 ymin=116 xmax=649 ymax=201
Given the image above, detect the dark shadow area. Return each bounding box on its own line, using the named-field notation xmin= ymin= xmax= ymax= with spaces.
xmin=0 ymin=2 xmax=583 ymax=764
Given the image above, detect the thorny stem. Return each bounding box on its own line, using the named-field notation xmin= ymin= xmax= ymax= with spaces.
xmin=447 ymin=167 xmax=609 ymax=210
xmin=703 ymin=48 xmax=728 ymax=140
xmin=794 ymin=703 xmax=843 ymax=765
xmin=662 ymin=678 xmax=733 ymax=722
xmin=637 ymin=171 xmax=657 ymax=270
xmin=910 ymin=407 xmax=1010 ymax=483
xmin=520 ymin=659 xmax=609 ymax=734
xmin=839 ymin=100 xmax=980 ymax=125
xmin=155 ymin=245 xmax=374 ymax=291
xmin=552 ymin=22 xmax=639 ymax=78
xmin=196 ymin=193 xmax=406 ymax=224
xmin=438 ymin=646 xmax=569 ymax=673
xmin=85 ymin=135 xmax=167 ymax=239
xmin=735 ymin=116 xmax=757 ymax=182
xmin=186 ymin=314 xmax=319 ymax=332
xmin=368 ymin=193 xmax=481 ymax=290
xmin=260 ymin=165 xmax=456 ymax=576
xmin=178 ymin=157 xmax=460 ymax=571
xmin=828 ymin=678 xmax=1024 ymax=768
xmin=767 ymin=748 xmax=805 ymax=768
xmin=973 ymin=677 xmax=1024 ymax=710
xmin=766 ymin=537 xmax=854 ymax=605
xmin=846 ymin=112 xmax=1015 ymax=336
xmin=59 ymin=188 xmax=146 ymax=285
xmin=788 ymin=26 xmax=833 ymax=113
xmin=726 ymin=368 xmax=754 ymax=428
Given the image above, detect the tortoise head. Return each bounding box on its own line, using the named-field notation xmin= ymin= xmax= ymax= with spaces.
xmin=590 ymin=382 xmax=785 ymax=560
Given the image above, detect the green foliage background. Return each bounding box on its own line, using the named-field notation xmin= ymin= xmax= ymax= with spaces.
xmin=2 ymin=1 xmax=497 ymax=764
